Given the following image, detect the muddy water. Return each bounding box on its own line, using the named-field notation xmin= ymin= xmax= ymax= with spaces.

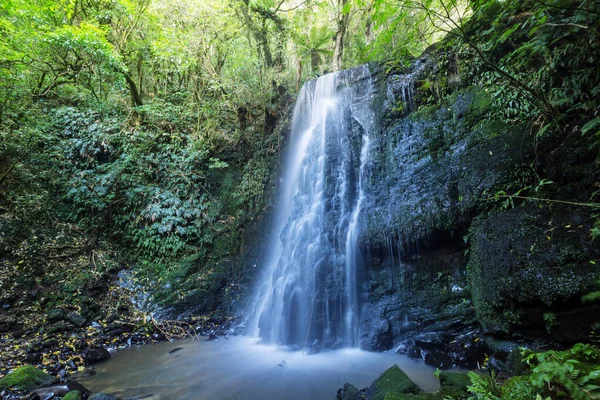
xmin=77 ymin=336 xmax=440 ymax=400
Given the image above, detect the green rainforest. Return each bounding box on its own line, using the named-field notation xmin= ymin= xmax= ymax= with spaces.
xmin=1 ymin=0 xmax=600 ymax=399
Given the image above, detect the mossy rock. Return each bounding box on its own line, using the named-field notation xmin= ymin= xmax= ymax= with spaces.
xmin=0 ymin=365 xmax=55 ymax=391
xmin=366 ymin=365 xmax=422 ymax=400
xmin=467 ymin=205 xmax=600 ymax=338
xmin=63 ymin=390 xmax=82 ymax=400
xmin=341 ymin=383 xmax=364 ymax=400
xmin=438 ymin=371 xmax=470 ymax=392
xmin=500 ymin=376 xmax=538 ymax=400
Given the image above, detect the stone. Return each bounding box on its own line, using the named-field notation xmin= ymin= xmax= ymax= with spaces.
xmin=67 ymin=313 xmax=87 ymax=328
xmin=438 ymin=371 xmax=470 ymax=392
xmin=0 ymin=365 xmax=56 ymax=391
xmin=488 ymin=351 xmax=509 ymax=374
xmin=468 ymin=205 xmax=600 ymax=339
xmin=365 ymin=365 xmax=422 ymax=400
xmin=446 ymin=332 xmax=489 ymax=368
xmin=82 ymin=347 xmax=111 ymax=363
xmin=414 ymin=332 xmax=451 ymax=352
xmin=43 ymin=322 xmax=70 ymax=335
xmin=63 ymin=391 xmax=83 ymax=400
xmin=360 ymin=312 xmax=393 ymax=351
xmin=0 ymin=315 xmax=18 ymax=333
xmin=25 ymin=352 xmax=43 ymax=363
xmin=395 ymin=339 xmax=420 ymax=359
xmin=339 ymin=383 xmax=363 ymax=400
xmin=65 ymin=381 xmax=90 ymax=398
xmin=47 ymin=308 xmax=66 ymax=323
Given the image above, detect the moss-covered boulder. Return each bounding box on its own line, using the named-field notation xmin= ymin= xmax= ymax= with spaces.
xmin=500 ymin=376 xmax=538 ymax=400
xmin=438 ymin=371 xmax=470 ymax=392
xmin=366 ymin=365 xmax=422 ymax=400
xmin=0 ymin=365 xmax=56 ymax=391
xmin=63 ymin=390 xmax=83 ymax=400
xmin=341 ymin=383 xmax=364 ymax=400
xmin=468 ymin=205 xmax=600 ymax=339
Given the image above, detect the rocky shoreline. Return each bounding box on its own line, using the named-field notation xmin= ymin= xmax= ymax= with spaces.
xmin=0 ymin=311 xmax=236 ymax=400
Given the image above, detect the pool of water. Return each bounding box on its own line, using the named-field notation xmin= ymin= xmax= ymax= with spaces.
xmin=76 ymin=336 xmax=440 ymax=400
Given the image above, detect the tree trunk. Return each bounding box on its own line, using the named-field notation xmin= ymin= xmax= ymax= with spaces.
xmin=332 ymin=0 xmax=350 ymax=72
xmin=122 ymin=70 xmax=143 ymax=107
xmin=296 ymin=58 xmax=303 ymax=90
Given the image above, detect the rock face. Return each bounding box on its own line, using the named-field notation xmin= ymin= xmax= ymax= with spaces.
xmin=468 ymin=205 xmax=600 ymax=338
xmin=350 ymin=55 xmax=599 ymax=363
xmin=239 ymin=54 xmax=598 ymax=359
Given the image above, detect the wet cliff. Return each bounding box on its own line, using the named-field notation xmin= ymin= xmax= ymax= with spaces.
xmin=352 ymin=54 xmax=600 ymax=367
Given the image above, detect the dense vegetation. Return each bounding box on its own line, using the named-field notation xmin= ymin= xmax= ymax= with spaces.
xmin=1 ymin=0 xmax=600 ymax=398
xmin=0 ymin=0 xmax=487 ymax=319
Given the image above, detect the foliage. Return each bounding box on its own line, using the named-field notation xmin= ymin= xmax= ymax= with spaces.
xmin=465 ymin=371 xmax=501 ymax=400
xmin=500 ymin=376 xmax=538 ymax=400
xmin=523 ymin=344 xmax=600 ymax=400
xmin=461 ymin=0 xmax=600 ymax=133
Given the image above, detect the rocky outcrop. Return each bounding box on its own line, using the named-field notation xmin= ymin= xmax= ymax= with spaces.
xmin=468 ymin=205 xmax=600 ymax=339
xmin=355 ymin=54 xmax=599 ymax=365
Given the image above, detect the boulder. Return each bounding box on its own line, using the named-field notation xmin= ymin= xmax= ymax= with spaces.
xmin=63 ymin=391 xmax=83 ymax=400
xmin=67 ymin=313 xmax=87 ymax=328
xmin=468 ymin=205 xmax=600 ymax=339
xmin=82 ymin=347 xmax=111 ymax=363
xmin=25 ymin=351 xmax=43 ymax=363
xmin=414 ymin=333 xmax=450 ymax=352
xmin=438 ymin=371 xmax=470 ymax=392
xmin=365 ymin=365 xmax=421 ymax=400
xmin=47 ymin=308 xmax=66 ymax=323
xmin=0 ymin=365 xmax=56 ymax=391
xmin=445 ymin=332 xmax=489 ymax=368
xmin=338 ymin=383 xmax=363 ymax=400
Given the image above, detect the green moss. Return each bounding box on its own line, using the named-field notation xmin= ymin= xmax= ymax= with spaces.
xmin=341 ymin=383 xmax=363 ymax=400
xmin=63 ymin=390 xmax=83 ymax=400
xmin=410 ymin=104 xmax=438 ymax=121
xmin=0 ymin=365 xmax=55 ymax=391
xmin=368 ymin=365 xmax=422 ymax=400
xmin=500 ymin=376 xmax=538 ymax=400
xmin=467 ymin=206 xmax=600 ymax=334
xmin=438 ymin=371 xmax=471 ymax=392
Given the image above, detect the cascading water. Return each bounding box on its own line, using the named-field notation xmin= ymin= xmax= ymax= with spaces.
xmin=248 ymin=65 xmax=375 ymax=348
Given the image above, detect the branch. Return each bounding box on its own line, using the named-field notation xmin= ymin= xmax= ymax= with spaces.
xmin=484 ymin=194 xmax=600 ymax=209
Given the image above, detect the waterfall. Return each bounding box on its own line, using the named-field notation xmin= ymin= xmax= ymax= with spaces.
xmin=248 ymin=65 xmax=375 ymax=348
